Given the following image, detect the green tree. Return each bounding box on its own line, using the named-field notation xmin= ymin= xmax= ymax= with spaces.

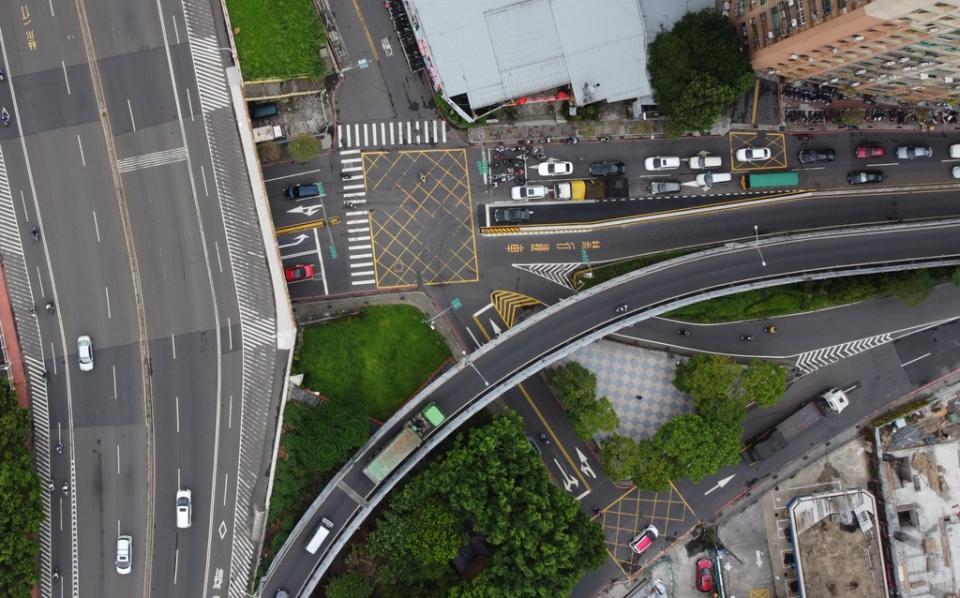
xmin=325 ymin=572 xmax=374 ymax=598
xmin=648 ymin=9 xmax=754 ymax=134
xmin=885 ymin=269 xmax=935 ymax=306
xmin=600 ymin=434 xmax=639 ymax=481
xmin=674 ymin=354 xmax=739 ymax=401
xmin=545 ymin=362 xmax=620 ymax=439
xmin=737 ymin=359 xmax=787 ymax=407
xmin=657 ymin=414 xmax=718 ymax=482
xmin=951 ymin=267 xmax=960 ymax=287
xmin=360 ymin=412 xmax=606 ymax=596
xmin=287 ymin=133 xmax=321 ymax=162
xmin=0 ymin=379 xmax=42 ymax=597
xmin=630 ymin=437 xmax=673 ymax=491
xmin=834 ymin=107 xmax=865 ymax=127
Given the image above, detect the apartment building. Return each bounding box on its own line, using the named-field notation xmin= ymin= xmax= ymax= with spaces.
xmin=727 ymin=0 xmax=960 ymax=100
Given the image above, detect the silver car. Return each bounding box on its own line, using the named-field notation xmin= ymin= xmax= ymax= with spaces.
xmin=77 ymin=335 xmax=94 ymax=372
xmin=895 ymin=145 xmax=932 ymax=160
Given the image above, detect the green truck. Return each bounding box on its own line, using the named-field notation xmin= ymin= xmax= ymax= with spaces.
xmin=363 ymin=403 xmax=446 ymax=484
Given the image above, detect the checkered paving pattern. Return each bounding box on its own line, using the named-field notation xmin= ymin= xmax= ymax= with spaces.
xmin=563 ymin=340 xmax=692 ymax=440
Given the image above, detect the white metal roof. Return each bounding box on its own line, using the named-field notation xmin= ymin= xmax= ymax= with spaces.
xmin=411 ymin=0 xmax=651 ymax=110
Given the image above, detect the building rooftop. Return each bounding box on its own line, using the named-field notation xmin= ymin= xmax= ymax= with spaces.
xmin=413 ymin=0 xmax=651 ymax=110
xmin=883 ymin=438 xmax=960 ymax=595
xmin=789 ymin=489 xmax=889 ymax=598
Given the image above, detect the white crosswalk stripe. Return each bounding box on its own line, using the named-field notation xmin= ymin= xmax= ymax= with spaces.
xmin=117 ymin=147 xmax=187 ymax=173
xmin=339 ymin=153 xmax=375 ymax=286
xmin=794 ymin=333 xmax=893 ymax=375
xmin=337 ymin=120 xmax=449 ymax=149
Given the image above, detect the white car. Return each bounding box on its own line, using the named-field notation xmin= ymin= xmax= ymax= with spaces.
xmin=736 ymin=147 xmax=771 ymax=162
xmin=644 ymin=156 xmax=681 ymax=171
xmin=115 ymin=535 xmax=132 ymax=575
xmin=535 ymin=159 xmax=573 ymax=177
xmin=511 ymin=185 xmax=547 ymax=201
xmin=77 ymin=335 xmax=94 ymax=372
xmin=176 ymin=489 xmax=192 ymax=529
xmin=950 ymin=144 xmax=960 ymax=159
xmin=953 ymin=165 xmax=960 ymax=179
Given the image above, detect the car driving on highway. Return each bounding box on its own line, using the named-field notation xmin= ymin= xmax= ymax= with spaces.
xmin=589 ymin=161 xmax=625 ymax=177
xmin=895 ymin=145 xmax=933 ymax=160
xmin=797 ymin=148 xmax=835 ymax=164
xmin=115 ymin=535 xmax=132 ymax=575
xmin=848 ymin=170 xmax=885 ymax=185
xmin=77 ymin=335 xmax=94 ymax=372
xmin=511 ymin=185 xmax=547 ymax=201
xmin=535 ymin=159 xmax=573 ymax=176
xmin=176 ymin=489 xmax=192 ymax=528
xmin=644 ymin=156 xmax=680 ymax=171
xmin=735 ymin=147 xmax=771 ymax=162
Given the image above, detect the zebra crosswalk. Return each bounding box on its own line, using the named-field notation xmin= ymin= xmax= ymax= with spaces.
xmin=339 ymin=150 xmax=375 ymax=287
xmin=337 ymin=119 xmax=448 ymax=149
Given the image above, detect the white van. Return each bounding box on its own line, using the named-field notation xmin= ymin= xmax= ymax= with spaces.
xmin=689 ymin=155 xmax=722 ymax=169
xmin=305 ymin=517 xmax=334 ymax=554
xmin=176 ymin=489 xmax=192 ymax=528
xmin=695 ymin=172 xmax=732 ymax=187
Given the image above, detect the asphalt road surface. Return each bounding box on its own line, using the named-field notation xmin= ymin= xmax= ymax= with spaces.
xmin=262 ymin=220 xmax=960 ymax=596
xmin=0 ymin=0 xmax=282 ymax=596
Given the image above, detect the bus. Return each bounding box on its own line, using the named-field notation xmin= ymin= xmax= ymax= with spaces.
xmin=741 ymin=171 xmax=800 ymax=190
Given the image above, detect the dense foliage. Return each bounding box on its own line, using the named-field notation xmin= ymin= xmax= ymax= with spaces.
xmin=601 ymin=355 xmax=787 ymax=490
xmin=0 ymin=378 xmax=42 ymax=597
xmin=648 ymin=10 xmax=755 ymax=134
xmin=544 ymin=362 xmax=619 ymax=439
xmin=331 ymin=412 xmax=606 ymax=596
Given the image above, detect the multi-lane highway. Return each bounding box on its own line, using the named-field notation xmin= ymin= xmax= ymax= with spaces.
xmin=0 ymin=0 xmax=288 ymax=596
xmin=261 ymin=219 xmax=960 ymax=596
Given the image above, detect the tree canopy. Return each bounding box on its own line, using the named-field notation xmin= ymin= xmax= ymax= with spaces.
xmin=544 ymin=362 xmax=619 ymax=439
xmin=602 ymin=355 xmax=788 ymax=490
xmin=0 ymin=379 xmax=42 ymax=597
xmin=648 ymin=9 xmax=755 ymax=134
xmin=344 ymin=412 xmax=606 ymax=596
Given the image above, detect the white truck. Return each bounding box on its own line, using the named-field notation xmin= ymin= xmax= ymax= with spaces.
xmin=746 ymin=388 xmax=850 ymax=462
xmin=253 ymin=124 xmax=285 ymax=144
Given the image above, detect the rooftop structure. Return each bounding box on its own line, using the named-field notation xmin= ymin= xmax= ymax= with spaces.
xmin=727 ymin=0 xmax=960 ymax=101
xmin=788 ymin=489 xmax=890 ymax=598
xmin=405 ymin=0 xmax=651 ymax=118
xmin=878 ymin=392 xmax=960 ymax=596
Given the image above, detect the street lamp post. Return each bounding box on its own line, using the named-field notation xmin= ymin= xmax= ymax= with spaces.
xmin=753 ymin=225 xmax=767 ymax=267
xmin=422 ymin=298 xmax=462 ymax=329
xmin=461 ymin=350 xmax=490 ymax=387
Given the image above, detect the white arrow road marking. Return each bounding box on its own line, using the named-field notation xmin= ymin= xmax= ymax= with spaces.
xmin=704 ymin=474 xmax=736 ymax=495
xmin=278 ymin=234 xmax=310 ymax=249
xmin=287 ymin=203 xmax=324 ymax=217
xmin=489 ymin=319 xmax=502 ymax=336
xmin=576 ymin=447 xmax=597 ymax=479
xmin=553 ymin=459 xmax=580 ymax=492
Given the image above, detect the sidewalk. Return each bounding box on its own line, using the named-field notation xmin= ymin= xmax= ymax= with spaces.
xmin=0 ymin=259 xmax=30 ymax=409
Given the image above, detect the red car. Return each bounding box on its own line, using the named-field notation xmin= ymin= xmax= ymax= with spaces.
xmin=855 ymin=144 xmax=884 ymax=158
xmin=284 ymin=264 xmax=314 ymax=282
xmin=696 ymin=558 xmax=714 ymax=593
xmin=629 ymin=524 xmax=659 ymax=554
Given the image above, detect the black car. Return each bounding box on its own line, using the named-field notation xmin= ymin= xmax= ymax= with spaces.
xmin=650 ymin=180 xmax=681 ymax=194
xmin=847 ymin=170 xmax=884 ymax=185
xmin=797 ymin=148 xmax=835 ymax=164
xmin=493 ymin=207 xmax=531 ymax=224
xmin=284 ymin=182 xmax=323 ymax=200
xmin=589 ymin=161 xmax=625 ymax=177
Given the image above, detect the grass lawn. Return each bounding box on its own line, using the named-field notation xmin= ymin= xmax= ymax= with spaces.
xmin=226 ymin=0 xmax=326 ymax=80
xmin=296 ymin=305 xmax=452 ymax=421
